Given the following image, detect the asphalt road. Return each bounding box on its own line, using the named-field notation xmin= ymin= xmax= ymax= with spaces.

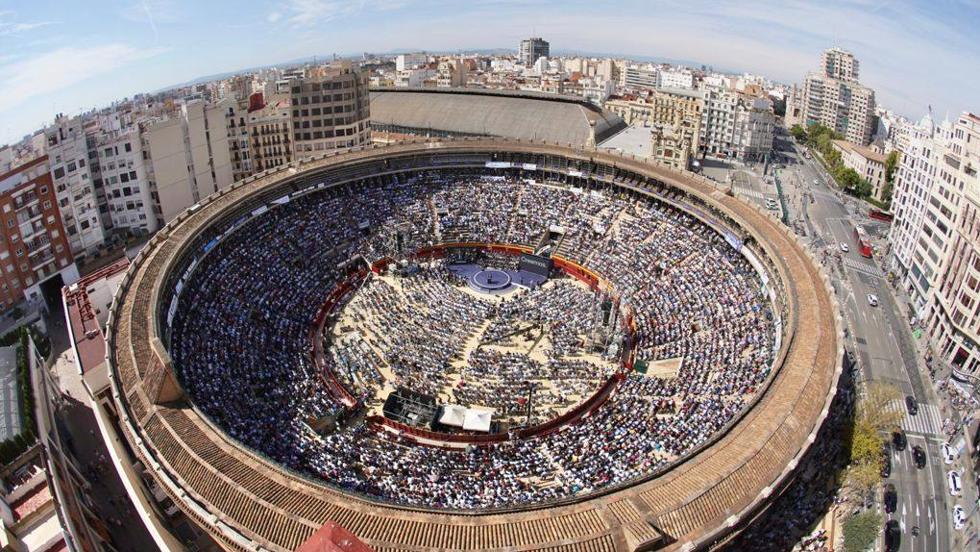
xmin=772 ymin=130 xmax=961 ymax=552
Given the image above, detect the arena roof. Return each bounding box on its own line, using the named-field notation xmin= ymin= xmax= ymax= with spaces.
xmin=369 ymin=88 xmax=627 ymax=146
xmin=106 ymin=138 xmax=842 ymax=552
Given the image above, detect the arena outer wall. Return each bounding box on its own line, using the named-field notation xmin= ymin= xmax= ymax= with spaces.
xmin=104 ymin=138 xmax=843 ymax=552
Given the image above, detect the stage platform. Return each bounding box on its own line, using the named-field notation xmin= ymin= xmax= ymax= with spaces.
xmin=448 ymin=264 xmax=547 ymax=295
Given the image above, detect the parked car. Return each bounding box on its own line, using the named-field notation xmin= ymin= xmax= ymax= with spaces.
xmin=892 ymin=431 xmax=907 ymax=451
xmin=867 ymin=293 xmax=879 ymax=307
xmin=913 ymin=445 xmax=927 ymax=469
xmin=840 ymin=242 xmax=850 ymax=253
xmin=948 ymin=470 xmax=963 ymax=496
xmin=884 ymin=520 xmax=901 ymax=552
xmin=953 ymin=504 xmax=967 ymax=530
xmin=942 ymin=442 xmax=956 ymax=464
xmin=883 ymin=483 xmax=898 ymax=514
xmin=905 ymin=395 xmax=918 ymax=415
xmin=881 ymin=446 xmax=892 ymax=478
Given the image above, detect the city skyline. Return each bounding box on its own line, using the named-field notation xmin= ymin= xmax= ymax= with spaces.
xmin=1 ymin=0 xmax=978 ymax=146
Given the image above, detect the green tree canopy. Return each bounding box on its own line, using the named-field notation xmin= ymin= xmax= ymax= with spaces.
xmin=843 ymin=511 xmax=883 ymax=552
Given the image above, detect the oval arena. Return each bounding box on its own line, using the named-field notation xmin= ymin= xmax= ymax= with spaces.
xmin=106 ymin=139 xmax=842 ymax=552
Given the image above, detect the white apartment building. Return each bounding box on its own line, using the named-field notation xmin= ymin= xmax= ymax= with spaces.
xmin=396 ymin=53 xmax=428 ymax=72
xmin=800 ymin=48 xmax=876 ymax=145
xmin=831 ymin=140 xmax=888 ymax=201
xmin=910 ymin=114 xmax=980 ymax=379
xmin=699 ymin=86 xmax=739 ymax=156
xmin=624 ymin=65 xmax=659 ymax=90
xmin=43 ymin=116 xmax=106 ymax=258
xmin=658 ymin=69 xmax=694 ymax=90
xmin=889 ymin=114 xmax=957 ymax=315
xmin=395 ymin=68 xmax=436 ymax=88
xmin=436 ymin=58 xmax=467 ymax=88
xmin=581 ymin=78 xmax=615 ymax=106
xmin=143 ymin=98 xmax=235 ymax=223
xmin=92 ymin=129 xmax=158 ymax=235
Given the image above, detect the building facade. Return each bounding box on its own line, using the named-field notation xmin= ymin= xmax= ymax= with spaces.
xmin=832 ymin=140 xmax=888 ymax=201
xmin=91 ymin=129 xmax=158 ymax=236
xmin=919 ymin=114 xmax=980 ymax=378
xmin=43 ymin=117 xmax=106 ymax=259
xmin=800 ymin=49 xmax=877 ymax=145
xmin=289 ymin=64 xmax=372 ymax=157
xmin=519 ymin=38 xmax=550 ymax=67
xmin=0 ymin=157 xmax=78 ymax=312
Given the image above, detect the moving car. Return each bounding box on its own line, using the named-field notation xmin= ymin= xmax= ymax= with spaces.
xmin=883 ymin=483 xmax=898 ymax=514
xmin=948 ymin=470 xmax=963 ymax=496
xmin=840 ymin=242 xmax=849 ymax=253
xmin=884 ymin=520 xmax=901 ymax=552
xmin=953 ymin=504 xmax=966 ymax=530
xmin=867 ymin=294 xmax=879 ymax=307
xmin=942 ymin=442 xmax=956 ymax=464
xmin=905 ymin=395 xmax=918 ymax=415
xmin=913 ymin=445 xmax=927 ymax=469
xmin=892 ymin=431 xmax=907 ymax=451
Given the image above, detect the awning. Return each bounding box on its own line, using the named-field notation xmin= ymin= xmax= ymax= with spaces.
xmin=439 ymin=404 xmax=467 ymax=427
xmin=463 ymin=409 xmax=494 ymax=432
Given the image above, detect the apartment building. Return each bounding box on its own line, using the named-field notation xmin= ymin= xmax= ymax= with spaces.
xmin=605 ymin=88 xmax=703 ymax=158
xmin=289 ymin=64 xmax=371 ymax=157
xmin=888 ymin=114 xmax=955 ymax=312
xmin=247 ymin=96 xmax=293 ymax=172
xmin=396 ymin=53 xmax=428 ymax=72
xmin=519 ymin=37 xmax=549 ymax=67
xmin=800 ymin=48 xmax=877 ymax=145
xmin=92 ymin=129 xmax=158 ymax=235
xmin=436 ymin=58 xmax=468 ymax=88
xmin=658 ymin=68 xmax=694 ymax=90
xmin=0 ymin=157 xmax=78 ymax=313
xmin=733 ymin=97 xmax=776 ymax=162
xmin=143 ymin=98 xmax=235 ymax=223
xmin=911 ymin=114 xmax=980 ymax=379
xmin=699 ymin=86 xmax=739 ymax=156
xmin=831 ymin=140 xmax=888 ymax=201
xmin=43 ymin=117 xmax=106 ymax=258
xmin=225 ymin=98 xmax=253 ymax=181
xmin=623 ymin=65 xmax=659 ymax=91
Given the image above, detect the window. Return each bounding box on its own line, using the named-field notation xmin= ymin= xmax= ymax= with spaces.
xmin=129 ymin=171 xmax=137 ymax=180
xmin=80 ymin=220 xmax=90 ymax=230
xmin=53 ymin=167 xmax=65 ymax=179
xmin=124 ymin=142 xmax=132 ymax=152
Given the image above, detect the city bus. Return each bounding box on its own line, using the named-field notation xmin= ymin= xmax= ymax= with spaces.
xmin=854 ymin=225 xmax=873 ymax=258
xmin=869 ymin=208 xmax=894 ymax=222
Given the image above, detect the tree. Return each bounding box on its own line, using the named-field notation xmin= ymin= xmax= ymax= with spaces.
xmin=885 ymin=150 xmax=900 ymax=183
xmin=790 ymin=124 xmax=806 ymax=141
xmin=843 ymin=511 xmax=883 ymax=552
xmin=858 ymin=382 xmax=904 ymax=432
xmin=850 ymin=417 xmax=883 ymax=464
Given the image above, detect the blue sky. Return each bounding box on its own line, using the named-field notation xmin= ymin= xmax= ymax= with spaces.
xmin=1 ymin=0 xmax=978 ymax=146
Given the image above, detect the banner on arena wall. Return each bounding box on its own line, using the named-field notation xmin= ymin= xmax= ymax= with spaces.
xmin=568 ymin=170 xmax=584 ymax=177
xmin=251 ymin=205 xmax=268 ymax=218
xmin=166 ymin=295 xmax=179 ymax=328
xmin=272 ymin=194 xmax=291 ymax=205
xmin=522 ymin=163 xmax=537 ymax=171
xmin=485 ymin=161 xmax=512 ymax=169
xmin=723 ymin=231 xmax=743 ymax=252
xmin=203 ymin=237 xmax=220 ymax=253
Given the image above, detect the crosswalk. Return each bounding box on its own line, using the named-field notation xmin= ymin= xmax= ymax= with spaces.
xmin=899 ymin=403 xmax=943 ymax=436
xmin=733 ymin=186 xmax=765 ymax=200
xmin=843 ymin=256 xmax=885 ymax=278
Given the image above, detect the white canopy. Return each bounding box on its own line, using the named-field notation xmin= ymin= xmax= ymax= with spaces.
xmin=462 ymin=409 xmax=494 ymax=432
xmin=439 ymin=404 xmax=467 ymax=427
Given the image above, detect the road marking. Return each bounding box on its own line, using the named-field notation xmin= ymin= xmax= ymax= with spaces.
xmin=733 ymin=186 xmax=765 ymax=200
xmin=892 ymin=403 xmax=944 ymax=436
xmin=843 ymin=256 xmax=885 ymax=278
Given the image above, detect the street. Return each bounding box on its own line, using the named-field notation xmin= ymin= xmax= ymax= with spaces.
xmin=773 ymin=129 xmax=964 ymax=552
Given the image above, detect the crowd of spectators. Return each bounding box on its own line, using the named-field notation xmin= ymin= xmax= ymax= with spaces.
xmin=170 ymin=170 xmax=777 ymax=509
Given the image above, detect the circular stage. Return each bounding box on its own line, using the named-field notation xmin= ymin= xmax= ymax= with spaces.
xmin=472 ymin=268 xmax=512 ymax=291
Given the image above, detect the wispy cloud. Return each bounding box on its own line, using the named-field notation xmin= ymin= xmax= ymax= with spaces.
xmin=0 ymin=44 xmax=167 ymax=109
xmin=0 ymin=11 xmax=56 ymax=36
xmin=121 ymin=0 xmax=179 ymax=41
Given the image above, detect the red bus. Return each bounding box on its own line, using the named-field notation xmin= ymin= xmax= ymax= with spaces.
xmin=854 ymin=226 xmax=873 ymax=258
xmin=869 ymin=208 xmax=894 ymax=222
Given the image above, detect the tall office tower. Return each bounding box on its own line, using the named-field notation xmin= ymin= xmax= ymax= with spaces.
xmin=800 ymin=48 xmax=877 ymax=145
xmin=44 ymin=116 xmax=107 ymax=258
xmin=0 ymin=156 xmax=78 ymax=311
xmin=820 ymin=47 xmax=859 ymax=81
xmin=519 ymin=37 xmax=550 ymax=67
xmin=288 ymin=63 xmax=371 ymax=157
